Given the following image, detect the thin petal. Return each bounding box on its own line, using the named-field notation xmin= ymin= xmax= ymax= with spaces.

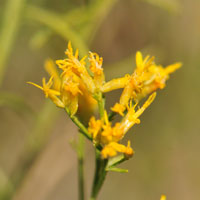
xmin=136 ymin=51 xmax=143 ymax=68
xmin=27 ymin=82 xmax=43 ymax=91
xmin=165 ymin=62 xmax=182 ymax=74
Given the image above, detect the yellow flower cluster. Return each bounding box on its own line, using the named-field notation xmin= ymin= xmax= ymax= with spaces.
xmin=28 ymin=42 xmax=98 ymax=116
xmin=88 ymin=92 xmax=156 ymax=159
xmin=28 ymin=42 xmax=181 ymax=159
xmin=104 ymin=51 xmax=182 ymax=116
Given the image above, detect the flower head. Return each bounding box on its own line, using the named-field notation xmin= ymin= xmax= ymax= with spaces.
xmin=28 ymin=42 xmax=101 ymax=116
xmin=105 ymin=51 xmax=181 ymax=116
xmin=56 ymin=42 xmax=96 ymax=94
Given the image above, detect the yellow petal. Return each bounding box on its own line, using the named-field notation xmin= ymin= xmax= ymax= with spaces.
xmin=68 ymin=95 xmax=78 ymax=116
xmin=136 ymin=51 xmax=143 ymax=68
xmin=44 ymin=59 xmax=61 ymax=91
xmin=122 ymin=92 xmax=156 ymax=133
xmin=101 ymin=75 xmax=130 ymax=93
xmin=49 ymin=94 xmax=64 ymax=108
xmin=48 ymin=89 xmax=60 ymax=96
xmin=111 ymin=103 xmax=125 ymax=116
xmin=133 ymin=92 xmax=156 ymax=118
xmin=67 ymin=41 xmax=72 ymax=54
xmin=165 ymin=62 xmax=182 ymax=74
xmin=27 ymin=81 xmax=43 ymax=91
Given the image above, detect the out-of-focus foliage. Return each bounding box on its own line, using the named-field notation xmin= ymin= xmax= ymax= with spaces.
xmin=0 ymin=0 xmax=200 ymax=199
xmin=141 ymin=0 xmax=181 ymax=13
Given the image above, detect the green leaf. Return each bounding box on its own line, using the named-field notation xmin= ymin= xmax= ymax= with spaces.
xmin=106 ymin=166 xmax=128 ymax=173
xmin=107 ymin=154 xmax=127 ymax=168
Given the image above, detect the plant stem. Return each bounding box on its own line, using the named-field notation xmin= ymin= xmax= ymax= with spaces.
xmin=90 ymin=150 xmax=108 ymax=200
xmin=65 ymin=108 xmax=92 ymax=142
xmin=77 ymin=134 xmax=85 ymax=200
xmin=90 ymin=92 xmax=107 ymax=200
xmin=95 ymin=92 xmax=105 ymax=118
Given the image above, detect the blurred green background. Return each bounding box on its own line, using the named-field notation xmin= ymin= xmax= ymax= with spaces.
xmin=0 ymin=0 xmax=200 ymax=199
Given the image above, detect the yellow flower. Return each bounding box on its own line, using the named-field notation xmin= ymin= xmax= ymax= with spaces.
xmin=101 ymin=74 xmax=130 ymax=93
xmin=160 ymin=195 xmax=166 ymax=200
xmin=59 ymin=70 xmax=83 ymax=115
xmin=111 ymin=103 xmax=125 ymax=116
xmin=88 ymin=93 xmax=156 ymax=158
xmin=56 ymin=42 xmax=96 ymax=94
xmin=133 ymin=52 xmax=181 ymax=101
xmin=62 ymin=70 xmax=82 ymax=96
xmin=56 ymin=41 xmax=86 ymax=73
xmin=88 ymin=111 xmax=124 ymax=145
xmin=134 ymin=62 xmax=181 ymax=101
xmin=136 ymin=51 xmax=155 ymax=71
xmin=44 ymin=59 xmax=61 ymax=91
xmin=89 ymin=51 xmax=105 ymax=89
xmin=121 ymin=92 xmax=156 ymax=134
xmin=27 ymin=76 xmax=64 ymax=108
xmin=29 ymin=42 xmax=102 ymax=116
xmin=77 ymin=87 xmax=98 ymax=121
xmin=88 ymin=116 xmax=102 ymax=140
xmin=101 ymin=141 xmax=134 ymax=159
xmin=102 ymin=52 xmax=154 ymax=95
xmin=28 ymin=42 xmax=181 ymax=162
xmin=105 ymin=51 xmax=181 ymax=115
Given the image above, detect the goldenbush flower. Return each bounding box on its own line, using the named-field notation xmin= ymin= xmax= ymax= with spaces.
xmin=28 ymin=41 xmax=181 ymax=159
xmin=28 ymin=42 xmax=181 ymax=199
xmin=106 ymin=51 xmax=181 ymax=115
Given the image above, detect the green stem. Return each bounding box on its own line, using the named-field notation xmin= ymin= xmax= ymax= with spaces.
xmin=89 ymin=91 xmax=107 ymax=200
xmin=90 ymin=150 xmax=108 ymax=200
xmin=95 ymin=92 xmax=105 ymax=118
xmin=77 ymin=134 xmax=85 ymax=200
xmin=64 ymin=108 xmax=92 ymax=142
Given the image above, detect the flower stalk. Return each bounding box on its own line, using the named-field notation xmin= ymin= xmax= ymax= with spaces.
xmin=90 ymin=150 xmax=108 ymax=200
xmin=89 ymin=91 xmax=107 ymax=199
xmin=77 ymin=134 xmax=85 ymax=200
xmin=65 ymin=107 xmax=92 ymax=142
